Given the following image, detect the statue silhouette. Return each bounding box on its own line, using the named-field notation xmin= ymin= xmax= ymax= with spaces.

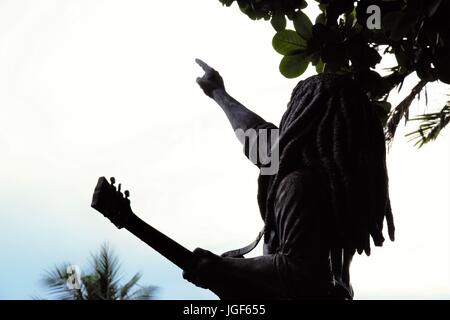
xmin=182 ymin=59 xmax=395 ymax=300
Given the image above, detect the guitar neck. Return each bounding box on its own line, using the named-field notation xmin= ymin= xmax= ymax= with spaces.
xmin=125 ymin=213 xmax=196 ymax=271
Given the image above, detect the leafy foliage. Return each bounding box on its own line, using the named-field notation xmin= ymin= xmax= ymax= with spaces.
xmin=41 ymin=243 xmax=157 ymax=300
xmin=219 ymin=0 xmax=450 ymax=144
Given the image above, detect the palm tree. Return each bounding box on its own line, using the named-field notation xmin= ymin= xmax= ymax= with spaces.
xmin=42 ymin=243 xmax=157 ymax=300
xmin=406 ymin=98 xmax=450 ymax=147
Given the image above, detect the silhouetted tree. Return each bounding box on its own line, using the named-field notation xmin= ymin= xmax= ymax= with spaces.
xmin=218 ymin=0 xmax=450 ymax=146
xmin=42 ymin=243 xmax=157 ymax=300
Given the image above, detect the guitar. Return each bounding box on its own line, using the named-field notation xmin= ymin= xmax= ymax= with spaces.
xmin=91 ymin=176 xmax=196 ymax=271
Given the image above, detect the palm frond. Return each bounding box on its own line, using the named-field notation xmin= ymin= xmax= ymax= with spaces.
xmin=126 ymin=285 xmax=158 ymax=300
xmin=119 ymin=272 xmax=142 ymax=300
xmin=406 ymin=103 xmax=450 ymax=147
xmin=41 ymin=243 xmax=158 ymax=300
xmin=81 ymin=274 xmax=100 ymax=300
xmin=386 ymin=79 xmax=428 ymax=142
xmin=89 ymin=243 xmax=120 ymax=300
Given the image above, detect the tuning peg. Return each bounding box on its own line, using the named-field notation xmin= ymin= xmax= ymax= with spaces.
xmin=124 ymin=190 xmax=130 ymax=199
xmin=110 ymin=177 xmax=116 ymax=190
xmin=118 ymin=183 xmax=122 ymax=193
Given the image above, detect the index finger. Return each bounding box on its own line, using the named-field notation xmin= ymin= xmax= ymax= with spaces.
xmin=195 ymin=58 xmax=212 ymax=72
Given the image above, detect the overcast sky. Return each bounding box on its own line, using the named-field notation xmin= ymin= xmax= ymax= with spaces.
xmin=0 ymin=0 xmax=449 ymax=299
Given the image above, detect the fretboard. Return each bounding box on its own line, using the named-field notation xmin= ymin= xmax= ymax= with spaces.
xmin=125 ymin=213 xmax=196 ymax=271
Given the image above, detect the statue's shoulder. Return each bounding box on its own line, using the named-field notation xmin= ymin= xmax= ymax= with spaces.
xmin=276 ymin=167 xmax=325 ymax=199
xmin=274 ymin=168 xmax=332 ymax=224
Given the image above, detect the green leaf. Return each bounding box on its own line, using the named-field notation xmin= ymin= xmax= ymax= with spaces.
xmin=272 ymin=30 xmax=307 ymax=55
xmin=316 ymin=13 xmax=326 ymax=25
xmin=315 ymin=60 xmax=325 ymax=73
xmin=300 ymin=0 xmax=308 ymax=10
xmin=293 ymin=10 xmax=313 ymax=40
xmin=310 ymin=53 xmax=324 ymax=73
xmin=279 ymin=53 xmax=310 ymax=78
xmin=271 ymin=12 xmax=286 ymax=31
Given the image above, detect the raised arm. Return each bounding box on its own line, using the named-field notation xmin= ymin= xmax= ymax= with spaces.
xmin=195 ymin=59 xmax=271 ymax=138
xmin=196 ymin=59 xmax=278 ymax=171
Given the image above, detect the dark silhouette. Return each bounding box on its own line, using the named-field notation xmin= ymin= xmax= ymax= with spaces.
xmin=219 ymin=0 xmax=450 ymax=147
xmin=181 ymin=59 xmax=395 ymax=299
xmin=91 ymin=60 xmax=395 ymax=300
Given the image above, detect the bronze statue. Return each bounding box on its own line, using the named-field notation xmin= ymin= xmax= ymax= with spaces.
xmin=181 ymin=59 xmax=395 ymax=299
xmin=91 ymin=59 xmax=395 ymax=300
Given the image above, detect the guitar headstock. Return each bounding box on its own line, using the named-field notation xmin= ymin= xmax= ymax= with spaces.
xmin=91 ymin=176 xmax=133 ymax=229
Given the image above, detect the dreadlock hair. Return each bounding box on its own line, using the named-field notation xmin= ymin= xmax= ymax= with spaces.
xmin=257 ymin=73 xmax=395 ymax=256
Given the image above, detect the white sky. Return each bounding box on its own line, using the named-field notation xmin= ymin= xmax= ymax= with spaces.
xmin=0 ymin=0 xmax=449 ymax=299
